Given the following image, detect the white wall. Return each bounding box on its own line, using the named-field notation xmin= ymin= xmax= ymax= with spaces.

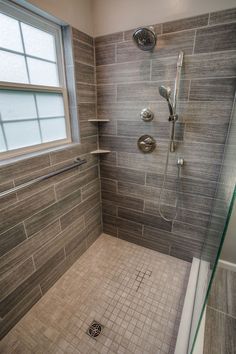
xmin=221 ymin=201 xmax=236 ymax=265
xmin=92 ymin=0 xmax=236 ymax=36
xmin=27 ymin=0 xmax=93 ymax=35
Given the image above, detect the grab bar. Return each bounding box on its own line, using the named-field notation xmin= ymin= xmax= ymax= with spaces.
xmin=0 ymin=157 xmax=87 ymax=198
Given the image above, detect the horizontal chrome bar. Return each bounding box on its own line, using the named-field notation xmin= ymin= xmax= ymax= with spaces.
xmin=0 ymin=157 xmax=87 ymax=198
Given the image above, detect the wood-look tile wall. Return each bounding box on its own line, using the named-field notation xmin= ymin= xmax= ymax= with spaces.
xmin=96 ymin=8 xmax=236 ymax=262
xmin=0 ymin=27 xmax=101 ymax=338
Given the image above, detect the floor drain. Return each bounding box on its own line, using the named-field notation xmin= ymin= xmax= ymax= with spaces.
xmin=87 ymin=321 xmax=103 ymax=338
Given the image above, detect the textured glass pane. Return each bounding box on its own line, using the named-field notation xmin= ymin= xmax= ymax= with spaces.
xmin=0 ymin=127 xmax=7 ymax=152
xmin=4 ymin=120 xmax=41 ymax=150
xmin=27 ymin=57 xmax=59 ymax=86
xmin=21 ymin=23 xmax=56 ymax=61
xmin=0 ymin=50 xmax=28 ymax=83
xmin=0 ymin=13 xmax=23 ymax=52
xmin=0 ymin=90 xmax=36 ymax=120
xmin=40 ymin=118 xmax=66 ymax=143
xmin=36 ymin=93 xmax=64 ymax=118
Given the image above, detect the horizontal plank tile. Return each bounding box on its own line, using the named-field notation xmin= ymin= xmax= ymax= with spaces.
xmin=72 ymin=28 xmax=93 ymax=46
xmin=163 ymin=14 xmax=209 ymax=33
xmin=209 ymin=8 xmax=236 ymax=25
xmin=97 ymin=84 xmax=116 ymax=104
xmin=0 ymin=286 xmax=41 ymax=339
xmin=95 ymin=32 xmax=123 ymax=46
xmin=0 ymin=187 xmax=56 ymax=235
xmin=103 ymin=214 xmax=143 ymax=236
xmin=95 ymin=44 xmax=116 ymax=66
xmin=100 ymin=164 xmax=145 ymax=184
xmin=0 ymin=223 xmax=26 ymax=258
xmin=74 ymin=40 xmax=94 ymax=66
xmin=101 ymin=178 xmax=117 ymax=193
xmin=102 ymin=201 xmax=117 ymax=216
xmin=194 ymin=23 xmax=236 ymax=54
xmin=178 ymin=100 xmax=233 ymax=124
xmin=102 ymin=191 xmax=144 ymax=211
xmin=76 ymin=83 xmax=96 ymax=103
xmin=118 ymin=207 xmax=172 ymax=231
xmin=55 ymin=165 xmax=98 ymax=200
xmin=75 ymin=62 xmax=95 ymax=84
xmin=24 ymin=190 xmax=81 ymax=237
xmin=96 ymin=61 xmax=150 ymax=84
xmin=78 ymin=103 xmax=96 ymax=121
xmin=185 ymin=123 xmax=228 ymax=144
xmin=172 ymin=220 xmax=206 ymax=241
xmin=33 ymin=216 xmax=85 ymax=269
xmin=0 ymin=154 xmax=50 ymax=184
xmin=0 ymin=258 xmax=34 ymax=301
xmin=60 ymin=192 xmax=100 ymax=230
xmin=118 ymin=228 xmax=170 ymax=255
xmin=189 ymin=78 xmax=236 ymax=101
xmin=0 ymin=250 xmax=65 ymax=318
xmin=0 ymin=221 xmax=61 ymax=280
xmin=81 ymin=178 xmax=100 ymax=200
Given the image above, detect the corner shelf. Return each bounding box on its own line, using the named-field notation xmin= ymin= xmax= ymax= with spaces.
xmin=88 ymin=119 xmax=110 ymax=122
xmin=90 ymin=149 xmax=111 ymax=154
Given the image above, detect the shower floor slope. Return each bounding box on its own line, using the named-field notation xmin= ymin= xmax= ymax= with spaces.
xmin=0 ymin=234 xmax=190 ymax=354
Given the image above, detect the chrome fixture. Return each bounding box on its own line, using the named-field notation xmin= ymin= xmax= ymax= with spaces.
xmin=159 ymin=51 xmax=184 ymax=153
xmin=140 ymin=108 xmax=154 ymax=122
xmin=138 ymin=135 xmax=156 ymax=153
xmin=133 ymin=27 xmax=157 ymax=51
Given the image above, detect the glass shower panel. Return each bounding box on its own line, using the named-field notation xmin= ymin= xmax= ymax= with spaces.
xmin=189 ymin=94 xmax=236 ymax=353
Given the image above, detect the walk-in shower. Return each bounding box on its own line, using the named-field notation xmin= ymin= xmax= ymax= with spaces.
xmin=133 ymin=27 xmax=157 ymax=51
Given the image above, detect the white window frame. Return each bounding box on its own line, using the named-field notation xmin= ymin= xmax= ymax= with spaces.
xmin=0 ymin=0 xmax=71 ymax=160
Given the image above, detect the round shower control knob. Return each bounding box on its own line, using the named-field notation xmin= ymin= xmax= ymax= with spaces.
xmin=138 ymin=135 xmax=156 ymax=153
xmin=140 ymin=108 xmax=154 ymax=122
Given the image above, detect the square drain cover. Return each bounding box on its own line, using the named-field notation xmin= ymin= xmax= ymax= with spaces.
xmin=86 ymin=321 xmax=103 ymax=338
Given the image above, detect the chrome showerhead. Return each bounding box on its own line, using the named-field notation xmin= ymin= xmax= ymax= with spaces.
xmin=133 ymin=27 xmax=156 ymax=51
xmin=159 ymin=85 xmax=172 ymax=100
xmin=159 ymin=85 xmax=174 ymax=116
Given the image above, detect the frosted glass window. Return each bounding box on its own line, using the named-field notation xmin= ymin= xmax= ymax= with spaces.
xmin=36 ymin=93 xmax=64 ymax=117
xmin=40 ymin=118 xmax=66 ymax=142
xmin=0 ymin=13 xmax=23 ymax=52
xmin=0 ymin=51 xmax=28 ymax=83
xmin=21 ymin=23 xmax=56 ymax=61
xmin=27 ymin=57 xmax=59 ymax=86
xmin=4 ymin=121 xmax=41 ymax=150
xmin=0 ymin=128 xmax=6 ymax=152
xmin=0 ymin=91 xmax=36 ymax=120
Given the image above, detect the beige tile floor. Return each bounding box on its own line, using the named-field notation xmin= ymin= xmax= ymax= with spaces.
xmin=0 ymin=234 xmax=190 ymax=354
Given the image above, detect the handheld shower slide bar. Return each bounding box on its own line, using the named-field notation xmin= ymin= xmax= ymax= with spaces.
xmin=159 ymin=50 xmax=184 ymax=153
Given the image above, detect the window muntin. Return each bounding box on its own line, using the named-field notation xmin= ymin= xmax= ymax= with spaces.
xmin=0 ymin=1 xmax=71 ymax=158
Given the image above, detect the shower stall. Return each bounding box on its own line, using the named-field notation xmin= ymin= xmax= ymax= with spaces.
xmin=0 ymin=2 xmax=236 ymax=354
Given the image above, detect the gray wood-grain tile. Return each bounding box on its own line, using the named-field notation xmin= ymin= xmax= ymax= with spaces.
xmin=194 ymin=23 xmax=236 ymax=54
xmin=72 ymin=28 xmax=93 ymax=46
xmin=100 ymin=164 xmax=145 ymax=185
xmin=0 ymin=224 xmax=26 ymax=258
xmin=75 ymin=62 xmax=95 ymax=84
xmin=102 ymin=191 xmax=144 ymax=211
xmin=96 ymin=61 xmax=151 ymax=84
xmin=162 ymin=14 xmax=209 ymax=34
xmin=74 ymin=40 xmax=94 ymax=66
xmin=189 ymin=78 xmax=236 ymax=101
xmin=95 ymin=31 xmax=123 ymax=46
xmin=95 ymin=44 xmax=116 ymax=66
xmin=209 ymin=7 xmax=236 ymax=25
